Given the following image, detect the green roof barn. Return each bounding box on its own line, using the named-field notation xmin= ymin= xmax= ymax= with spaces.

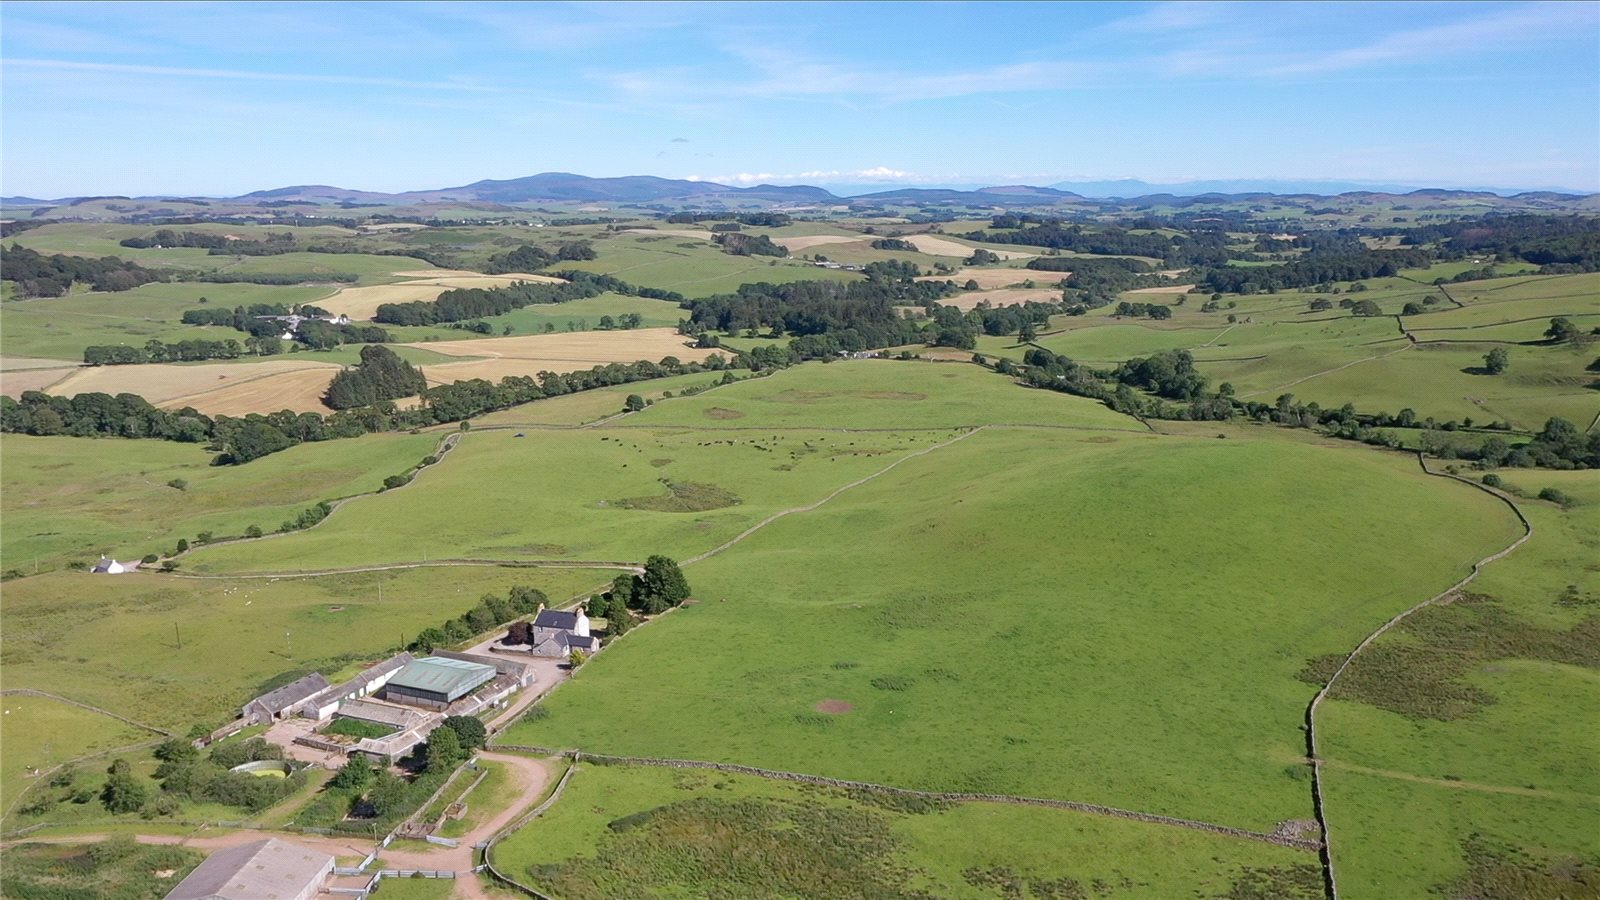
xmin=381 ymin=656 xmax=496 ymax=708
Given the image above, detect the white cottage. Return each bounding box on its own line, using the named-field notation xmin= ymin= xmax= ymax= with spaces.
xmin=92 ymin=557 xmax=131 ymax=574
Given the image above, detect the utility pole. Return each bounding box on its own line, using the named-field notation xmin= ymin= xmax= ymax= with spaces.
xmin=175 ymin=622 xmax=182 ymax=650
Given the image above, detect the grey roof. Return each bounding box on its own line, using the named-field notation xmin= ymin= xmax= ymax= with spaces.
xmin=558 ymin=632 xmax=600 ymax=650
xmin=164 ymin=837 xmax=332 ymax=900
xmin=334 ymin=699 xmax=426 ymax=730
xmin=533 ymin=609 xmax=581 ymax=630
xmin=247 ymin=674 xmax=330 ymax=715
xmin=387 ymin=657 xmax=497 ymax=700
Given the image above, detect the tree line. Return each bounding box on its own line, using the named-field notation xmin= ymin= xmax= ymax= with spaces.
xmin=1193 ymin=249 xmax=1433 ymax=294
xmin=1 ymin=355 xmax=729 ymax=465
xmin=2 ymin=244 xmax=163 ymax=296
xmin=84 ymin=338 xmax=246 ymax=365
xmin=372 ymin=271 xmax=671 ymax=326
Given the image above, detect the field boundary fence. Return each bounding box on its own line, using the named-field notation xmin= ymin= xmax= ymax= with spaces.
xmin=1303 ymin=452 xmax=1534 ymax=900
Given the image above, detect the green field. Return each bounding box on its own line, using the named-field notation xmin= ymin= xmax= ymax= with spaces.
xmin=0 ymin=696 xmax=159 ymax=815
xmin=500 ymin=415 xmax=1520 ymax=832
xmin=1311 ymin=468 xmax=1600 ymax=895
xmin=492 ymin=763 xmax=1321 ymax=899
xmin=1 ymin=431 xmax=442 ymax=573
xmin=559 ymin=231 xmax=862 ymax=297
xmin=0 ymin=281 xmax=338 ymax=361
xmin=0 ymin=565 xmax=612 ymax=731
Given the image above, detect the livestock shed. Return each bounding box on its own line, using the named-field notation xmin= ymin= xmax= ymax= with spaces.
xmin=242 ymin=674 xmax=331 ymax=724
xmin=164 ymin=837 xmax=332 ymax=900
xmin=381 ymin=656 xmax=496 ymax=709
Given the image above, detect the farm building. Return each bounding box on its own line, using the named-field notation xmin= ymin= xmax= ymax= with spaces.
xmin=521 ymin=607 xmax=599 ymax=658
xmin=91 ymin=556 xmax=132 ymax=574
xmin=242 ymin=674 xmax=331 ymax=724
xmin=533 ymin=629 xmax=600 ymax=658
xmin=381 ymin=656 xmax=497 ymax=709
xmin=432 ymin=649 xmax=537 ymax=687
xmin=297 ymin=651 xmax=413 ymax=720
xmin=163 ymin=837 xmax=332 ymax=900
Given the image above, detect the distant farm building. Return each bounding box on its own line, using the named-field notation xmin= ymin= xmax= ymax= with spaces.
xmin=242 ymin=674 xmax=331 ymax=724
xmin=381 ymin=656 xmax=497 ymax=709
xmin=163 ymin=837 xmax=332 ymax=900
xmin=92 ymin=557 xmax=132 ymax=574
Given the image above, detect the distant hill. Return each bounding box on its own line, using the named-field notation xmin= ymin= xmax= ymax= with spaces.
xmin=8 ymin=172 xmax=1596 ymax=217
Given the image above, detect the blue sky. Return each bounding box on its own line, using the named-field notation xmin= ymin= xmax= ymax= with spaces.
xmin=3 ymin=1 xmax=1597 ymax=197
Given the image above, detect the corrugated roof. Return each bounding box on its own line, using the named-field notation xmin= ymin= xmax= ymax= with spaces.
xmin=246 ymin=674 xmax=331 ymax=715
xmin=163 ymin=837 xmax=331 ymax=900
xmin=387 ymin=656 xmax=496 ymax=699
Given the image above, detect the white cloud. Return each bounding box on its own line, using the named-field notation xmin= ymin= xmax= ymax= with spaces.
xmin=3 ymin=57 xmax=516 ymax=93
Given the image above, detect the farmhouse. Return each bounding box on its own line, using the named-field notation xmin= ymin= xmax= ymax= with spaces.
xmin=242 ymin=674 xmax=331 ymax=724
xmin=510 ymin=607 xmax=601 ymax=658
xmin=163 ymin=837 xmax=332 ymax=900
xmin=91 ymin=556 xmax=132 ymax=574
xmin=381 ymin=656 xmax=497 ymax=710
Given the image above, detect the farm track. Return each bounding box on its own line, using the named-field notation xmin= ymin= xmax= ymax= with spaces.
xmin=1304 ymin=453 xmax=1534 ymax=900
xmin=681 ymin=426 xmax=985 ymax=566
xmin=1239 ymin=342 xmax=1413 ymax=400
xmin=1318 ymin=759 xmax=1600 ymax=804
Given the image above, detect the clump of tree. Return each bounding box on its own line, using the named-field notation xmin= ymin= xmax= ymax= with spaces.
xmin=150 ymin=738 xmax=304 ymax=814
xmin=408 ymin=584 xmax=549 ymax=653
xmin=324 ymin=346 xmax=428 ymax=410
xmin=588 ymin=556 xmax=693 ymax=624
xmin=484 ymin=242 xmax=597 ymax=273
xmin=870 ymin=238 xmax=916 ymax=251
xmin=1482 ymin=348 xmax=1510 ymax=375
xmin=1112 ymin=301 xmax=1173 ymax=320
xmin=713 ymin=232 xmax=787 ymax=257
xmin=1194 ymin=249 xmax=1431 ymax=294
xmin=1 ymin=244 xmax=163 ymax=296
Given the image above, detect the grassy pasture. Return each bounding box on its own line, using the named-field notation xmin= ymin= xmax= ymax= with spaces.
xmin=1312 ymin=470 xmax=1600 ymax=894
xmin=0 ymin=695 xmax=157 ymax=814
xmin=0 ymin=282 xmax=337 ymax=361
xmin=502 ymin=424 xmax=1520 ymax=831
xmin=1322 ymin=772 xmax=1600 ymax=898
xmin=493 ymin=763 xmax=1320 ymax=899
xmin=0 ymin=566 xmax=611 ymax=731
xmin=622 ymin=359 xmax=1144 ymax=430
xmin=560 ymin=232 xmax=860 ymax=297
xmin=470 ymin=371 xmax=755 ymax=428
xmin=180 ymin=426 xmax=961 ymax=574
xmin=1 ymin=431 xmax=440 ymax=573
xmin=1249 ymin=342 xmax=1595 ymax=429
xmin=469 ymin=292 xmax=687 ymax=334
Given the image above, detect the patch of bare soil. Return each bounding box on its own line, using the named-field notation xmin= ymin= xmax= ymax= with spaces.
xmin=814 ymin=699 xmax=854 ymax=714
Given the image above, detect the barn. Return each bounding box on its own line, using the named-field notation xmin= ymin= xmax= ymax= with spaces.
xmin=381 ymin=656 xmax=497 ymax=709
xmin=163 ymin=837 xmax=332 ymax=900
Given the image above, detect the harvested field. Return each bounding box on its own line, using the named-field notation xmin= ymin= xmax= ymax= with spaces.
xmin=940 ymin=288 xmax=1063 ymax=310
xmin=0 ymin=355 xmax=79 ymax=370
xmin=406 ymin=327 xmax=716 ymax=385
xmin=1127 ymin=284 xmax=1197 ymax=294
xmin=0 ymin=365 xmax=75 ymax=396
xmin=905 ymin=235 xmax=1034 ymax=259
xmin=619 ymin=228 xmax=713 ymax=240
xmin=774 ymin=234 xmax=867 ymax=252
xmin=40 ymin=359 xmax=340 ymax=407
xmin=161 ymin=366 xmax=343 ymax=415
xmin=916 ymin=267 xmax=1057 ymax=289
xmin=318 ymin=273 xmax=567 ymax=320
